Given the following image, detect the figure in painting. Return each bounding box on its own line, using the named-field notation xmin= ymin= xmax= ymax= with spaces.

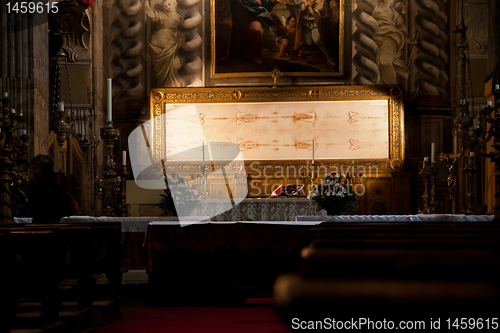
xmin=145 ymin=0 xmax=183 ymax=87
xmin=230 ymin=0 xmax=284 ymax=64
xmin=294 ymin=0 xmax=336 ymax=67
xmin=372 ymin=0 xmax=415 ymax=84
xmin=215 ymin=0 xmax=233 ymax=60
xmin=276 ymin=16 xmax=297 ymax=57
xmin=214 ymin=0 xmax=342 ymax=74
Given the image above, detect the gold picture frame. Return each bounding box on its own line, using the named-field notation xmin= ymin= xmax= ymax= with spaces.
xmin=210 ymin=0 xmax=345 ymax=78
xmin=150 ymin=85 xmax=404 ymax=172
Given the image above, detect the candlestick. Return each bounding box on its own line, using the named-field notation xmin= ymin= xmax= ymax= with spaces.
xmin=59 ymin=101 xmax=64 ymax=112
xmin=107 ymin=78 xmax=112 ymax=121
xmin=312 ymin=140 xmax=315 ymax=165
xmin=122 ymin=150 xmax=126 ymax=166
xmin=202 ymin=141 xmax=205 ymax=176
xmin=431 ymin=142 xmax=435 ymax=164
xmin=468 ymin=151 xmax=475 ymax=165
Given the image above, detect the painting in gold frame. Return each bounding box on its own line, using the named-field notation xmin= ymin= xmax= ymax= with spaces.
xmin=150 ymin=85 xmax=404 ymax=172
xmin=210 ymin=0 xmax=345 ymax=78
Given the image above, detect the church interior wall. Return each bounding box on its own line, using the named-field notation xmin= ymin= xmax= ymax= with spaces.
xmin=0 ymin=0 xmax=496 ymax=216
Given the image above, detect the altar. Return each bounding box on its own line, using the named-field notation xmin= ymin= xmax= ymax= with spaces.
xmin=126 ymin=180 xmax=323 ymax=220
xmin=125 ymin=85 xmax=411 ymax=218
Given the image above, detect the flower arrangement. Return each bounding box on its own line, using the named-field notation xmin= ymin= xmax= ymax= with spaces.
xmin=156 ymin=173 xmax=199 ymax=216
xmin=308 ymin=173 xmax=357 ymax=215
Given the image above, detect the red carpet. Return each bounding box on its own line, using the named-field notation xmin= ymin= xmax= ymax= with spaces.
xmin=96 ymin=307 xmax=291 ymax=333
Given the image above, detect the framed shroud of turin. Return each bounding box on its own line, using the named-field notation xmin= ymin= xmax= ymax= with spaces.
xmin=148 ymin=85 xmax=404 ymax=172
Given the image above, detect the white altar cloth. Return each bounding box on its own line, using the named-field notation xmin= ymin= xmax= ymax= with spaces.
xmin=295 ymin=214 xmax=495 ymax=222
xmin=148 ymin=221 xmax=323 ymax=226
xmin=13 ymin=214 xmax=495 ymax=233
xmin=61 ymin=216 xmax=210 ymax=233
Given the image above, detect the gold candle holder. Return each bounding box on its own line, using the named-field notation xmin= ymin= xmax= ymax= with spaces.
xmin=96 ymin=120 xmax=121 ymax=216
xmin=418 ymin=160 xmax=438 ymax=214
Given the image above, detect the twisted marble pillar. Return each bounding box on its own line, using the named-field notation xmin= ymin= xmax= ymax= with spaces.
xmin=111 ymin=0 xmax=144 ymax=99
xmin=414 ymin=0 xmax=449 ymax=97
xmin=352 ymin=0 xmax=379 ymax=85
xmin=177 ymin=0 xmax=203 ymax=87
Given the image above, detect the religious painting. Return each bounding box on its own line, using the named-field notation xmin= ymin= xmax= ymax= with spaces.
xmin=210 ymin=0 xmax=345 ymax=78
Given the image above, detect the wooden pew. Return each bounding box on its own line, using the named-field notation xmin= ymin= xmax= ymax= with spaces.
xmin=1 ymin=226 xmax=61 ymax=324
xmin=0 ymin=222 xmax=122 ymax=329
xmin=274 ymin=221 xmax=500 ymax=321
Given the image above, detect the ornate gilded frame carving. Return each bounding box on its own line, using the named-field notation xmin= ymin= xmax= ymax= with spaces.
xmin=150 ymin=85 xmax=404 ymax=173
xmin=210 ymin=0 xmax=345 ymax=78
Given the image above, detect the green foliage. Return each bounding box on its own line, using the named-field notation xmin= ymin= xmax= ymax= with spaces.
xmin=308 ymin=173 xmax=358 ymax=215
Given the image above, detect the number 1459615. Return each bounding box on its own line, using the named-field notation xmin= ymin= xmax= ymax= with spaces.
xmin=5 ymin=2 xmax=58 ymax=14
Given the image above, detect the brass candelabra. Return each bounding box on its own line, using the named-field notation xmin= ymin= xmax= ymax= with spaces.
xmin=96 ymin=121 xmax=121 ymax=216
xmin=480 ymin=86 xmax=500 ymax=220
xmin=0 ymin=93 xmax=29 ymax=223
xmin=199 ymin=165 xmax=210 ymax=200
xmin=308 ymin=163 xmax=317 ymax=196
xmin=418 ymin=159 xmax=438 ymax=214
xmin=117 ymin=164 xmax=130 ymax=217
xmin=437 ymin=12 xmax=481 ymax=214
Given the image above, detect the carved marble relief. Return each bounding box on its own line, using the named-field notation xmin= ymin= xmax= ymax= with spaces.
xmin=352 ymin=0 xmax=449 ymax=99
xmin=413 ymin=0 xmax=449 ymax=97
xmin=372 ymin=0 xmax=414 ymax=84
xmin=145 ymin=0 xmax=183 ymax=87
xmin=352 ymin=0 xmax=414 ymax=86
xmin=141 ymin=0 xmax=202 ymax=89
xmin=111 ymin=0 xmax=144 ymax=100
xmin=58 ymin=6 xmax=92 ymax=61
xmin=464 ymin=0 xmax=487 ymax=57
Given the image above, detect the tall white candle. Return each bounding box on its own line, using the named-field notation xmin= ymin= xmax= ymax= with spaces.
xmin=202 ymin=141 xmax=205 ymax=176
xmin=3 ymin=92 xmax=8 ymax=98
xmin=107 ymin=78 xmax=112 ymax=121
xmin=431 ymin=142 xmax=435 ymax=164
xmin=11 ymin=109 xmax=15 ymax=114
xmin=312 ymin=140 xmax=315 ymax=165
xmin=59 ymin=101 xmax=64 ymax=112
xmin=122 ymin=150 xmax=126 ymax=166
xmin=22 ymin=129 xmax=26 ymax=135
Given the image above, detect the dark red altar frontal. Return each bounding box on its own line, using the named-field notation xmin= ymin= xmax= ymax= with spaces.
xmin=143 ymin=221 xmax=320 ymax=304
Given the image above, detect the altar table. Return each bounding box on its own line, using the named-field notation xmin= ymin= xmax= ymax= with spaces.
xmin=143 ymin=221 xmax=321 ymax=304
